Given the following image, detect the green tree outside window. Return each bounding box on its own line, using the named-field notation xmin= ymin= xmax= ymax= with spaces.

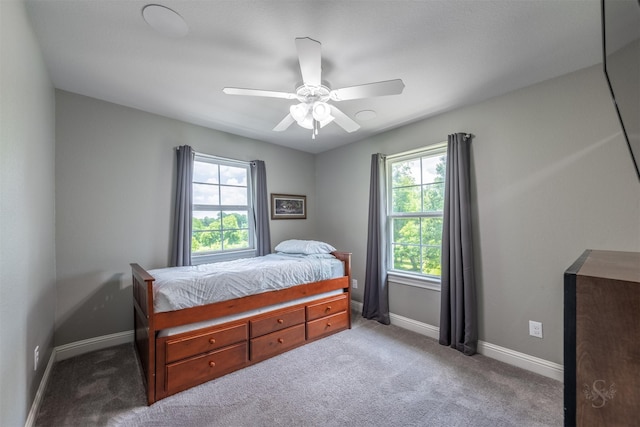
xmin=389 ymin=150 xmax=446 ymax=277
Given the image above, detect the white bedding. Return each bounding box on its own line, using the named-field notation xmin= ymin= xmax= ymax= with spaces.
xmin=149 ymin=253 xmax=344 ymax=313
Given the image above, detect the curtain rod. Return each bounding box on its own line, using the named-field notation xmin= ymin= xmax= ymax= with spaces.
xmin=175 ymin=146 xmax=257 ymax=166
xmin=387 ymin=141 xmax=447 ymax=160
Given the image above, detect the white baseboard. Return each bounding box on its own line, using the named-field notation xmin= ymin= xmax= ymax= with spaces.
xmin=24 ymin=348 xmax=57 ymax=427
xmin=477 ymin=341 xmax=564 ymax=381
xmin=389 ymin=312 xmax=440 ymax=340
xmin=24 ymin=330 xmax=135 ymax=427
xmin=351 ymin=299 xmax=563 ymax=381
xmin=56 ymin=330 xmax=134 ymax=361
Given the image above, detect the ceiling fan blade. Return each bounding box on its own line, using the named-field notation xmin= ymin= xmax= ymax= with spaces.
xmin=295 ymin=37 xmax=322 ymax=87
xmin=330 ymin=105 xmax=360 ymax=133
xmin=273 ymin=113 xmax=296 ymax=132
xmin=330 ymin=79 xmax=405 ymax=101
xmin=223 ymin=87 xmax=296 ymax=100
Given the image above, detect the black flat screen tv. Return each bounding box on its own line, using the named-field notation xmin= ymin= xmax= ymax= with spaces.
xmin=602 ymin=0 xmax=640 ymax=181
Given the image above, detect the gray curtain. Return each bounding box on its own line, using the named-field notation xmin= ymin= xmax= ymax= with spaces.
xmin=362 ymin=153 xmax=390 ymax=325
xmin=251 ymin=160 xmax=271 ymax=256
xmin=171 ymin=145 xmax=194 ymax=267
xmin=439 ymin=133 xmax=477 ymax=355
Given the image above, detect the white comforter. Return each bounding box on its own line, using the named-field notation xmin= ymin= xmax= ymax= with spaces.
xmin=149 ymin=253 xmax=343 ymax=313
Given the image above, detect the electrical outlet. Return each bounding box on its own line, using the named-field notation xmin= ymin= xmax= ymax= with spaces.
xmin=352 ymin=279 xmax=358 ymax=289
xmin=34 ymin=346 xmax=40 ymax=371
xmin=529 ymin=321 xmax=543 ymax=338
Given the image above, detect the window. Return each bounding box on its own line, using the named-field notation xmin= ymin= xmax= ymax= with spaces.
xmin=387 ymin=145 xmax=447 ymax=283
xmin=191 ymin=154 xmax=254 ymax=263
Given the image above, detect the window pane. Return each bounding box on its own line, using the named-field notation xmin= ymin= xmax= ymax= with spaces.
xmin=392 ymin=159 xmax=420 ymax=187
xmin=193 ymin=183 xmax=219 ymax=205
xmin=392 ymin=186 xmax=421 ymax=213
xmin=421 ymin=218 xmax=442 ymax=276
xmin=223 ymin=229 xmax=249 ymax=250
xmin=422 ymin=182 xmax=445 ymax=212
xmin=392 ymin=244 xmax=421 ymax=273
xmin=220 ymin=165 xmax=247 ymax=186
xmin=193 ymin=211 xmax=221 ymax=230
xmin=393 ymin=218 xmax=420 ymax=244
xmin=193 ymin=162 xmax=219 ymax=184
xmin=220 ymin=185 xmax=247 ymax=205
xmin=221 ymin=211 xmax=249 ymax=250
xmin=421 ymin=217 xmax=443 ymax=245
xmin=422 ymin=246 xmax=442 ymax=276
xmin=221 ymin=211 xmax=249 ymax=230
xmin=421 ymin=155 xmax=446 ymax=184
xmin=192 ymin=230 xmax=222 ymax=253
xmin=193 ymin=211 xmax=224 ymax=253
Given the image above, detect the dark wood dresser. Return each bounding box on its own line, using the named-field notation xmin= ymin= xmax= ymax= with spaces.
xmin=564 ymin=250 xmax=640 ymax=426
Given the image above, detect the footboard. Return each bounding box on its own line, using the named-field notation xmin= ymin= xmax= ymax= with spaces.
xmin=331 ymin=251 xmax=352 ymax=328
xmin=131 ymin=263 xmax=156 ymax=405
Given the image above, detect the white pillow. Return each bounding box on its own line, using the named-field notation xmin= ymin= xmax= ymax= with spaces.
xmin=274 ymin=239 xmax=336 ymax=255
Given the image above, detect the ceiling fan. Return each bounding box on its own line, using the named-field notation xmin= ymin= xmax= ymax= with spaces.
xmin=223 ymin=37 xmax=405 ymax=139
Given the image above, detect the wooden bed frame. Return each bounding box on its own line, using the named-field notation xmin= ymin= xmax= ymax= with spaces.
xmin=131 ymin=251 xmax=352 ymax=404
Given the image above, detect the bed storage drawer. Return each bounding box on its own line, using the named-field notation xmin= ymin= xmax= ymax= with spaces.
xmin=306 ymin=294 xmax=348 ymax=321
xmin=307 ymin=311 xmax=349 ymax=341
xmin=164 ymin=323 xmax=247 ymax=363
xmin=250 ymin=308 xmax=305 ymax=338
xmin=250 ymin=323 xmax=305 ymax=362
xmin=164 ymin=342 xmax=248 ymax=395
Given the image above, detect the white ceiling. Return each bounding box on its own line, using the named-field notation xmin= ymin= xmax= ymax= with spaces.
xmin=26 ymin=0 xmax=603 ymax=154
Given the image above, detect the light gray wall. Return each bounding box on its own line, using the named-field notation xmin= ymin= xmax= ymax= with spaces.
xmin=54 ymin=91 xmax=317 ymax=346
xmin=0 ymin=0 xmax=56 ymax=425
xmin=316 ymin=64 xmax=640 ymax=364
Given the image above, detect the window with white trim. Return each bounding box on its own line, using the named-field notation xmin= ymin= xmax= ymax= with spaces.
xmin=387 ymin=145 xmax=447 ymax=281
xmin=191 ymin=154 xmax=254 ymax=264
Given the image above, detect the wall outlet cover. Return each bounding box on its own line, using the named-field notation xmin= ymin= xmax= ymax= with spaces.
xmin=529 ymin=320 xmax=543 ymax=338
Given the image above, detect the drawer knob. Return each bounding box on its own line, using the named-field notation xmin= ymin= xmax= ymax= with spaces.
xmin=327 ymin=322 xmax=332 ymax=327
xmin=277 ymin=338 xmax=284 ymax=344
xmin=209 ymin=361 xmax=216 ymax=368
xmin=277 ymin=319 xmax=284 ymax=324
xmin=325 ymin=306 xmax=332 ymax=312
xmin=209 ymin=338 xmax=216 ymax=344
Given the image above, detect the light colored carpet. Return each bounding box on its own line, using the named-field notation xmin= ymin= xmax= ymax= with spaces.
xmin=35 ymin=313 xmax=563 ymax=426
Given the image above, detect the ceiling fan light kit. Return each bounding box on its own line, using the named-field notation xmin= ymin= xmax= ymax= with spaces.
xmin=223 ymin=37 xmax=404 ymax=140
xmin=312 ymin=102 xmax=330 ymax=121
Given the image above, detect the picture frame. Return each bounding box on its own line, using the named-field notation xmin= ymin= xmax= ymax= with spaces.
xmin=271 ymin=193 xmax=306 ymax=219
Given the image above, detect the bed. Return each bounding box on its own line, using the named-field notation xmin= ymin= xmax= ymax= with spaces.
xmin=131 ymin=240 xmax=352 ymax=404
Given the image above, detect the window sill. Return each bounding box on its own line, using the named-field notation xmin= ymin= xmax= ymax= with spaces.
xmin=387 ymin=271 xmax=441 ymax=291
xmin=192 ymin=249 xmax=255 ymax=265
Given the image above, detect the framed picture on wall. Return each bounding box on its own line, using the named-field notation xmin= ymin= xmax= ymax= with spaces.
xmin=271 ymin=194 xmax=306 ymax=219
